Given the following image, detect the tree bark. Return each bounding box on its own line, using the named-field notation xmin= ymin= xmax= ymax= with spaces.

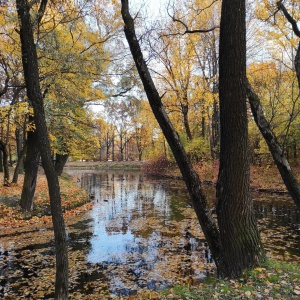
xmin=16 ymin=1 xmax=68 ymax=298
xmin=216 ymin=0 xmax=264 ymax=277
xmin=15 ymin=127 xmax=24 ymax=174
xmin=0 ymin=140 xmax=10 ymax=186
xmin=0 ymin=151 xmax=3 ymax=173
xmin=54 ymin=153 xmax=69 ymax=176
xmin=12 ymin=141 xmax=27 ymax=184
xmin=121 ymin=0 xmax=224 ymax=273
xmin=19 ymin=131 xmax=39 ymax=211
xmin=181 ymin=103 xmax=193 ymax=140
xmin=246 ymin=82 xmax=300 ymax=209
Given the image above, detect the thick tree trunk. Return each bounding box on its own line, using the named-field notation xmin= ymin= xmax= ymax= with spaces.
xmin=121 ymin=0 xmax=224 ymax=273
xmin=54 ymin=153 xmax=69 ymax=176
xmin=217 ymin=0 xmax=264 ymax=277
xmin=0 ymin=140 xmax=9 ymax=186
xmin=246 ymin=82 xmax=300 ymax=209
xmin=16 ymin=1 xmax=68 ymax=298
xmin=19 ymin=131 xmax=39 ymax=211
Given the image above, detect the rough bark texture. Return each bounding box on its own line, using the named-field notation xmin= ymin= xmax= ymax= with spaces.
xmin=0 ymin=140 xmax=9 ymax=186
xmin=16 ymin=1 xmax=68 ymax=298
xmin=247 ymin=82 xmax=300 ymax=210
xmin=55 ymin=153 xmax=69 ymax=176
xmin=216 ymin=0 xmax=264 ymax=277
xmin=121 ymin=0 xmax=224 ymax=273
xmin=19 ymin=131 xmax=39 ymax=210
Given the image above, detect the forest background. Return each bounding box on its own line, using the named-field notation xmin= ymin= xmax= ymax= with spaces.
xmin=1 ymin=0 xmax=300 ymax=168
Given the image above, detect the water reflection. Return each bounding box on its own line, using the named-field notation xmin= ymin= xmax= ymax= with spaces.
xmin=72 ymin=170 xmax=300 ymax=296
xmin=82 ymin=173 xmax=186 ymax=225
xmin=77 ymin=171 xmax=208 ymax=295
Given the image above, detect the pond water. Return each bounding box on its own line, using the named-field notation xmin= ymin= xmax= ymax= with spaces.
xmin=1 ymin=169 xmax=300 ymax=299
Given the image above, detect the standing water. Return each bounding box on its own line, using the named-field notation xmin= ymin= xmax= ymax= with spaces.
xmin=0 ymin=169 xmax=300 ymax=299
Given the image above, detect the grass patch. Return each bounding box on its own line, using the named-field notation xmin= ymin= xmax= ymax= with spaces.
xmin=126 ymin=259 xmax=300 ymax=299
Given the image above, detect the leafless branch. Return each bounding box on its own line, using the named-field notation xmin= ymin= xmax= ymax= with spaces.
xmin=277 ymin=0 xmax=300 ymax=38
xmin=79 ymin=34 xmax=113 ymax=54
xmin=171 ymin=16 xmax=219 ymax=35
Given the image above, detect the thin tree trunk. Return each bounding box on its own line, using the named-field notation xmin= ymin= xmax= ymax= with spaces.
xmin=0 ymin=150 xmax=3 ymax=173
xmin=0 ymin=140 xmax=9 ymax=186
xmin=12 ymin=142 xmax=27 ymax=184
xmin=16 ymin=1 xmax=68 ymax=298
xmin=246 ymin=82 xmax=300 ymax=209
xmin=19 ymin=131 xmax=39 ymax=211
xmin=15 ymin=127 xmax=24 ymax=174
xmin=181 ymin=103 xmax=193 ymax=140
xmin=216 ymin=0 xmax=264 ymax=277
xmin=121 ymin=0 xmax=224 ymax=273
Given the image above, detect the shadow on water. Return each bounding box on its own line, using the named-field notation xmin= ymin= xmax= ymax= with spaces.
xmin=1 ymin=169 xmax=300 ymax=298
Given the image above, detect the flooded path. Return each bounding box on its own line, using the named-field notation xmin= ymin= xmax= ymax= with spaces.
xmin=1 ymin=169 xmax=300 ymax=299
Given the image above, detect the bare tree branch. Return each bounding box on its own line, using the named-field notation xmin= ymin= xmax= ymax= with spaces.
xmin=171 ymin=16 xmax=219 ymax=35
xmin=277 ymin=0 xmax=300 ymax=38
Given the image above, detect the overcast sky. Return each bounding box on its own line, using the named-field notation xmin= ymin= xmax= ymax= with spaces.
xmin=130 ymin=0 xmax=168 ymax=19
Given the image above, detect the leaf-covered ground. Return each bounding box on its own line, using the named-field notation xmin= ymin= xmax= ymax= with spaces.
xmin=144 ymin=158 xmax=300 ymax=193
xmin=0 ymin=172 xmax=91 ymax=231
xmin=0 ymin=164 xmax=300 ymax=299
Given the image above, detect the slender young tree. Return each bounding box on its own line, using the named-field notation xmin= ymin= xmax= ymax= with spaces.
xmin=16 ymin=0 xmax=68 ymax=298
xmin=246 ymin=81 xmax=300 ymax=210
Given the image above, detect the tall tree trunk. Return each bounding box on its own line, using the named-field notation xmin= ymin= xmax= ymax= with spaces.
xmin=12 ymin=142 xmax=27 ymax=184
xmin=0 ymin=150 xmax=3 ymax=173
xmin=0 ymin=140 xmax=9 ymax=186
xmin=19 ymin=131 xmax=39 ymax=211
xmin=54 ymin=153 xmax=69 ymax=176
xmin=211 ymin=99 xmax=220 ymax=158
xmin=112 ymin=134 xmax=115 ymax=161
xmin=121 ymin=0 xmax=224 ymax=273
xmin=181 ymin=103 xmax=193 ymax=140
xmin=15 ymin=128 xmax=24 ymax=174
xmin=201 ymin=109 xmax=206 ymax=138
xmin=16 ymin=1 xmax=68 ymax=298
xmin=217 ymin=0 xmax=264 ymax=277
xmin=16 ymin=128 xmax=22 ymax=158
xmin=246 ymin=82 xmax=300 ymax=209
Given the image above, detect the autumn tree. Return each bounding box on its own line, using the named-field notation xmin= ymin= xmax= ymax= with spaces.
xmin=164 ymin=0 xmax=221 ymax=157
xmin=16 ymin=0 xmax=68 ymax=298
xmin=216 ymin=0 xmax=264 ymax=276
xmin=245 ymin=0 xmax=300 ymax=209
xmin=121 ymin=0 xmax=264 ymax=278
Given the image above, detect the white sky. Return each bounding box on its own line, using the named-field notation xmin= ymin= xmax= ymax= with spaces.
xmin=131 ymin=0 xmax=169 ymax=19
